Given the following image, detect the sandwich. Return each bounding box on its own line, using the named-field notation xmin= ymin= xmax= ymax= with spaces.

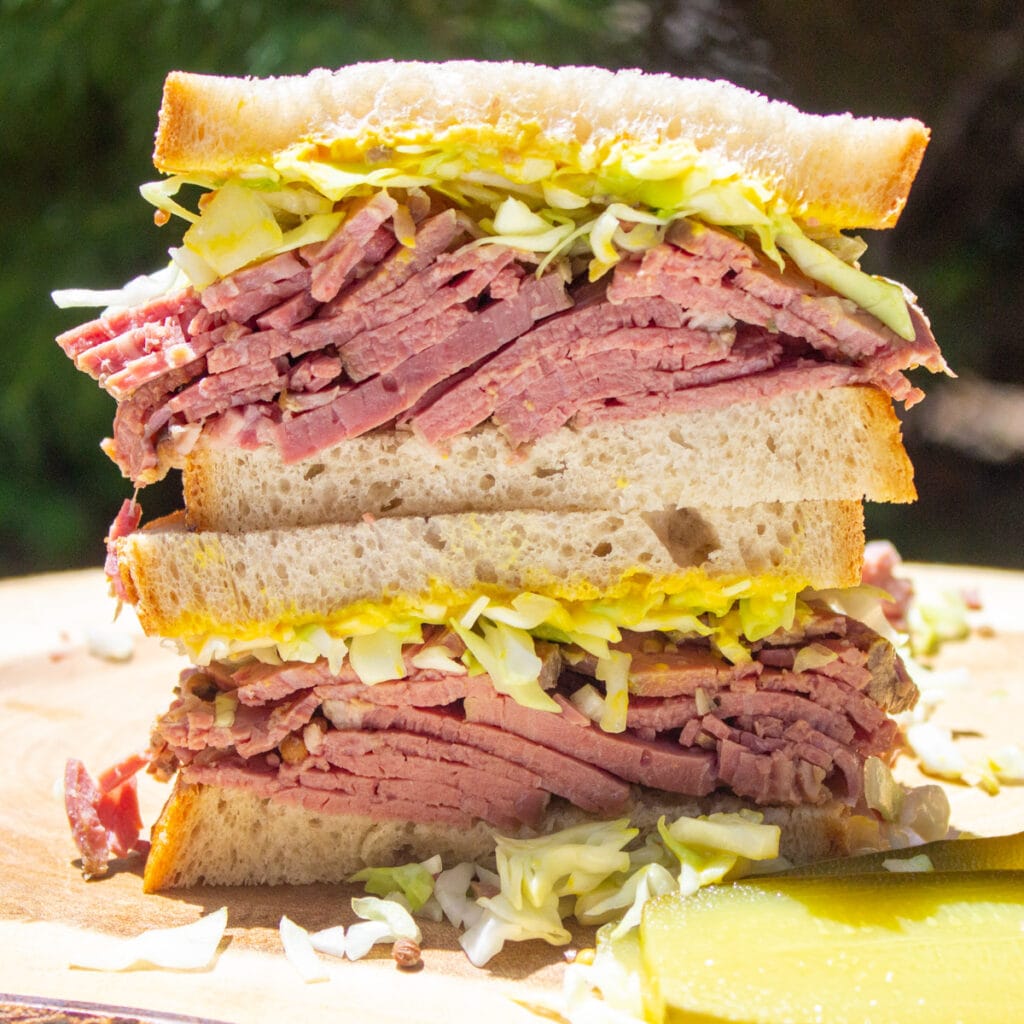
xmin=54 ymin=62 xmax=947 ymax=896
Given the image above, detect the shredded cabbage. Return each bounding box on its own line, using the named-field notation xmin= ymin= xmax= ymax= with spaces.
xmin=348 ymin=618 xmax=419 ymax=684
xmin=496 ymin=819 xmax=638 ymax=912
xmin=988 ymin=743 xmax=1024 ymax=783
xmin=570 ymin=682 xmax=607 ymax=724
xmin=434 ymin=862 xmax=484 ymax=930
xmin=344 ymin=896 xmax=421 ymax=961
xmin=792 ymin=641 xmax=839 ymax=673
xmin=178 ymin=575 xmax=822 ymax=716
xmin=658 ymin=811 xmax=780 ymax=896
xmin=863 ymin=755 xmax=904 ymax=822
xmin=308 ymin=925 xmax=347 ymax=960
xmin=349 ymin=860 xmax=436 ymax=912
xmin=452 ymin=617 xmax=559 ymax=712
xmin=181 ymin=182 xmax=284 ymax=280
xmin=213 ymin=691 xmax=237 ymax=728
xmin=908 ymin=589 xmax=971 ymax=657
xmin=460 ymin=892 xmax=569 ymax=967
xmin=124 ymin=131 xmax=914 ymax=337
xmin=51 ymin=263 xmax=187 ymax=311
xmin=596 ymin=650 xmax=630 ymax=733
xmin=279 ymin=915 xmax=329 ymax=982
xmin=775 ymin=218 xmax=914 ymax=340
xmin=574 ymin=862 xmax=677 ymax=936
xmin=906 ymin=721 xmax=969 ymax=781
xmin=410 ymin=643 xmax=466 ymax=675
xmin=882 ymin=853 xmax=935 ymax=873
xmin=68 ymin=907 xmax=228 ymax=972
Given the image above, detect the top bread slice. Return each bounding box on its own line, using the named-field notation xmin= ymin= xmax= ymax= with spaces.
xmin=154 ymin=62 xmax=928 ymax=231
xmin=184 ymin=386 xmax=914 ymax=533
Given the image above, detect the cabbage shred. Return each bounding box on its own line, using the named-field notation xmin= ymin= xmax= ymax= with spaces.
xmin=130 ymin=136 xmax=914 ymax=339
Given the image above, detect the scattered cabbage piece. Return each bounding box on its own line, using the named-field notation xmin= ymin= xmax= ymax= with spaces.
xmin=906 ymin=721 xmax=970 ymax=781
xmin=309 ymin=925 xmax=348 ymax=960
xmin=350 ymin=860 xmax=436 ymax=912
xmin=434 ymin=862 xmax=484 ymax=930
xmin=792 ymin=641 xmax=839 ymax=674
xmin=883 ymin=853 xmax=935 ymax=873
xmin=85 ymin=625 xmax=135 ymax=663
xmin=345 ymin=896 xmax=421 ymax=961
xmin=908 ymin=590 xmax=971 ymax=657
xmin=279 ymin=915 xmax=329 ymax=983
xmin=213 ymin=691 xmax=237 ymax=728
xmin=895 ymin=783 xmax=952 ymax=845
xmin=69 ymin=907 xmax=227 ymax=972
xmin=864 ymin=755 xmax=904 ymax=822
xmin=575 ymin=862 xmax=677 ymax=936
xmin=562 ymin=924 xmax=649 ymax=1024
xmin=658 ymin=811 xmax=780 ymax=896
xmin=460 ymin=892 xmax=569 ymax=968
xmin=988 ymin=743 xmax=1024 ymax=783
xmin=596 ymin=651 xmax=630 ymax=733
xmin=52 ymin=264 xmax=185 ymax=311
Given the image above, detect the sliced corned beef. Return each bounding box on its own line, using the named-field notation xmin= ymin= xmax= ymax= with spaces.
xmin=492 ymin=330 xmax=782 ymax=445
xmin=61 ymin=196 xmax=943 ymax=484
xmin=338 ymin=247 xmax=518 ymax=381
xmin=409 ymin=291 xmax=708 ymax=444
xmin=56 ymin=290 xmax=202 ymax=362
xmin=148 ymin=609 xmax=914 ymax=830
xmin=273 ymin=271 xmax=571 ymax=462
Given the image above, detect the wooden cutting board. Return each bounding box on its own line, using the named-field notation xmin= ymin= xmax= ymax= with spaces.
xmin=1 ymin=565 xmax=1022 ymax=1023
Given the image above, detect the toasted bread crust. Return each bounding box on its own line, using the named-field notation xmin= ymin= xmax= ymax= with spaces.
xmin=154 ymin=63 xmax=928 ymax=230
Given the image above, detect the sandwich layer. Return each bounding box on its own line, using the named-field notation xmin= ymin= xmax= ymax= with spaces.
xmin=155 ymin=63 xmax=928 ymax=231
xmin=57 ymin=192 xmax=942 ymax=487
xmin=143 ymin=603 xmax=916 ymax=890
xmin=115 ymin=501 xmax=865 ymax=644
xmin=185 ymin=385 xmax=915 ymax=532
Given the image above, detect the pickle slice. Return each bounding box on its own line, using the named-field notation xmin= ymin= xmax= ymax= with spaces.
xmin=779 ymin=830 xmax=1024 ymax=877
xmin=640 ymin=871 xmax=1024 ymax=1024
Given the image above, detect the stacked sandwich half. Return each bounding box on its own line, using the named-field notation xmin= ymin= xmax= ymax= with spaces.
xmin=55 ymin=62 xmax=947 ymax=891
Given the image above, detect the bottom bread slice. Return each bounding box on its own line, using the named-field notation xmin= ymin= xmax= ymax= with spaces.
xmin=143 ymin=778 xmax=861 ymax=891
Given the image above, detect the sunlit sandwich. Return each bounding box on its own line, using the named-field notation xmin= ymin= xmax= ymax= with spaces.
xmin=53 ymin=61 xmax=948 ymax=893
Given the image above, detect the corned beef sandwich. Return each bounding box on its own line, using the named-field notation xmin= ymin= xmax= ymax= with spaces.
xmin=53 ymin=62 xmax=947 ymax=891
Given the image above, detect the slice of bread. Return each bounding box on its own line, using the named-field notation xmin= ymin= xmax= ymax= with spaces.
xmin=116 ymin=501 xmax=864 ymax=640
xmin=155 ymin=63 xmax=928 ymax=230
xmin=143 ymin=778 xmax=863 ymax=891
xmin=185 ymin=387 xmax=914 ymax=533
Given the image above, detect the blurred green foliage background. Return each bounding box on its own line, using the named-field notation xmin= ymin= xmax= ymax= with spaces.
xmin=2 ymin=0 xmax=1023 ymax=576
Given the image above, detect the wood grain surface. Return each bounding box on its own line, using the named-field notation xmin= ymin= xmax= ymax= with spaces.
xmin=0 ymin=565 xmax=1021 ymax=1023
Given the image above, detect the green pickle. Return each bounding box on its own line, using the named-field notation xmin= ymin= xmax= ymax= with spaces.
xmin=778 ymin=830 xmax=1024 ymax=877
xmin=640 ymin=871 xmax=1024 ymax=1023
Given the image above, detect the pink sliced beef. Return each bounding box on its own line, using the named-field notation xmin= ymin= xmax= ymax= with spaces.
xmin=58 ymin=195 xmax=942 ymax=485
xmin=148 ymin=610 xmax=915 ymax=830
